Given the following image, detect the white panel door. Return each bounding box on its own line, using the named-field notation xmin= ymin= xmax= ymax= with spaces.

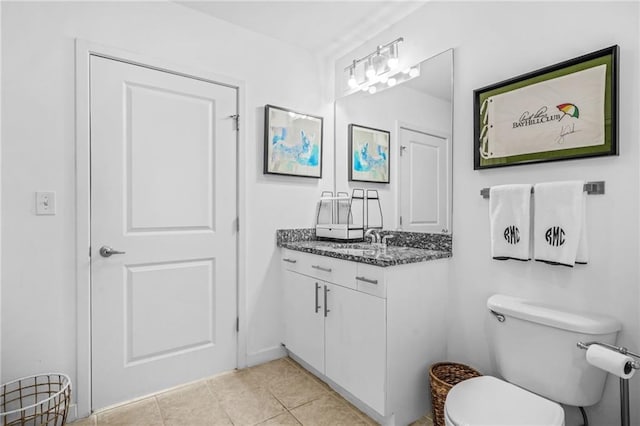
xmin=399 ymin=127 xmax=451 ymax=234
xmin=324 ymin=283 xmax=386 ymax=415
xmin=282 ymin=271 xmax=325 ymax=373
xmin=90 ymin=55 xmax=237 ymax=409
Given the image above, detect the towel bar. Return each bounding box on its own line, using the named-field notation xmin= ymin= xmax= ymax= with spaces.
xmin=480 ymin=181 xmax=605 ymax=198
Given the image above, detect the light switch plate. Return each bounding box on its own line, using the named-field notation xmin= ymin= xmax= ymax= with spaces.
xmin=36 ymin=191 xmax=56 ymax=215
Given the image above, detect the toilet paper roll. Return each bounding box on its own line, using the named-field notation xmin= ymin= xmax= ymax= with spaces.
xmin=586 ymin=344 xmax=636 ymax=379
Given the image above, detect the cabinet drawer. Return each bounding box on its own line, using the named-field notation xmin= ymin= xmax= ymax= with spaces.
xmin=355 ymin=263 xmax=386 ymax=298
xmin=305 ymin=256 xmax=357 ymax=290
xmin=281 ymin=249 xmax=305 ymax=272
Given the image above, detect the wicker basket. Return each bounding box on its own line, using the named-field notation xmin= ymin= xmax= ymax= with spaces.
xmin=0 ymin=373 xmax=71 ymax=426
xmin=429 ymin=362 xmax=482 ymax=426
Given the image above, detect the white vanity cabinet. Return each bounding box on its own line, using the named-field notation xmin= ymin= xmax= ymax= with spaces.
xmin=281 ymin=248 xmax=448 ymax=426
xmin=324 ymin=281 xmax=386 ymax=414
xmin=282 ymin=272 xmax=325 ymax=373
xmin=281 ymin=250 xmax=386 ymax=413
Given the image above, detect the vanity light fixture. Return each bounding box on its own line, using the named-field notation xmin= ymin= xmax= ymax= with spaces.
xmin=344 ymin=37 xmax=404 ymax=92
xmin=352 ymin=64 xmax=420 ymax=96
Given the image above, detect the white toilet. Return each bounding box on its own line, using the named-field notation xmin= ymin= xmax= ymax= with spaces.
xmin=444 ymin=294 xmax=621 ymax=426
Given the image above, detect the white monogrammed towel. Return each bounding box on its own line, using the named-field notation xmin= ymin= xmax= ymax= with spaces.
xmin=489 ymin=184 xmax=532 ymax=261
xmin=534 ymin=181 xmax=587 ymax=267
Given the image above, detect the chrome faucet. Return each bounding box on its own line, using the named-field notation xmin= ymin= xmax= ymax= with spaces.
xmin=364 ymin=228 xmax=381 ymax=244
xmin=382 ymin=234 xmax=395 ymax=248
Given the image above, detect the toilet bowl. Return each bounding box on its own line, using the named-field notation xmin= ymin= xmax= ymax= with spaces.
xmin=442 ymin=294 xmax=621 ymax=426
xmin=444 ymin=376 xmax=564 ymax=426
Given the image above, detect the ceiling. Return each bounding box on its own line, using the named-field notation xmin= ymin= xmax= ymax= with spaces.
xmin=177 ymin=1 xmax=428 ymax=59
xmin=176 ymin=1 xmax=448 ymax=101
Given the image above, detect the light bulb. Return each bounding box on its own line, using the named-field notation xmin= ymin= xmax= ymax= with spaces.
xmin=347 ymin=66 xmax=358 ymax=88
xmin=402 ymin=68 xmax=411 ymax=74
xmin=361 ymin=86 xmax=370 ymax=93
xmin=387 ymin=43 xmax=399 ymax=69
xmin=379 ymin=75 xmax=388 ymax=84
xmin=409 ymin=67 xmax=420 ymax=78
xmin=368 ymin=86 xmax=377 ymax=94
xmin=387 ymin=78 xmax=397 ymax=87
xmin=365 ymin=58 xmax=376 ymax=81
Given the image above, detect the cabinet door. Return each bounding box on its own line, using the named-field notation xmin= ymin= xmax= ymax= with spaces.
xmin=325 ymin=283 xmax=386 ymax=415
xmin=282 ymin=271 xmax=324 ymax=373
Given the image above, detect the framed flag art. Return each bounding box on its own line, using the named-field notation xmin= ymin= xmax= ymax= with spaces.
xmin=473 ymin=45 xmax=618 ymax=170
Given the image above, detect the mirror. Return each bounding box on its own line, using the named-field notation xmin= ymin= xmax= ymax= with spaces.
xmin=334 ymin=49 xmax=453 ymax=234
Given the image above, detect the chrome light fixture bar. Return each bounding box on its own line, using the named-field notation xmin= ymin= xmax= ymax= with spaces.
xmin=344 ymin=37 xmax=422 ymax=95
xmin=345 ymin=37 xmax=404 ymax=93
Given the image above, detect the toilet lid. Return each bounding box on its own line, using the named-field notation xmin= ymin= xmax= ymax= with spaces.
xmin=444 ymin=376 xmax=565 ymax=426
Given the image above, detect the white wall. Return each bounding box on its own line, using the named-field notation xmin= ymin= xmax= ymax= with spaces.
xmin=335 ymin=85 xmax=451 ymax=228
xmin=0 ymin=0 xmax=3 ymax=384
xmin=1 ymin=0 xmax=332 ymax=401
xmin=336 ymin=2 xmax=639 ymax=425
xmin=3 ymin=2 xmax=639 ymax=424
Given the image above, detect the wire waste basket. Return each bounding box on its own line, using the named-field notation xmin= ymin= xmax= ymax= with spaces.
xmin=1 ymin=373 xmax=71 ymax=426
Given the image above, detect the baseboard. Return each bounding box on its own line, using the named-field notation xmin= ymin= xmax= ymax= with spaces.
xmin=245 ymin=344 xmax=287 ymax=367
xmin=66 ymin=404 xmax=78 ymax=422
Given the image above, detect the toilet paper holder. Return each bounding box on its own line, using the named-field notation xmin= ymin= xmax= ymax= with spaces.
xmin=577 ymin=341 xmax=640 ymax=371
xmin=577 ymin=341 xmax=640 ymax=426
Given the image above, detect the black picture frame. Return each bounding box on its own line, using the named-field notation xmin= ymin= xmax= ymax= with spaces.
xmin=264 ymin=104 xmax=323 ymax=178
xmin=348 ymin=123 xmax=391 ymax=184
xmin=473 ymin=45 xmax=618 ymax=170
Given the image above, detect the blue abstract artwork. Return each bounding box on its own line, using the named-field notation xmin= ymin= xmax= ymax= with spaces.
xmin=349 ymin=124 xmax=390 ymax=183
xmin=265 ymin=105 xmax=323 ymax=178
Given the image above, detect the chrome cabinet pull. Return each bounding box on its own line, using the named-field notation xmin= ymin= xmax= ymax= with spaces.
xmin=315 ymin=282 xmax=321 ymax=313
xmin=282 ymin=258 xmax=297 ymax=264
xmin=355 ymin=276 xmax=378 ymax=285
xmin=99 ymin=246 xmax=126 ymax=258
xmin=312 ymin=265 xmax=332 ymax=273
xmin=324 ymin=285 xmax=330 ymax=317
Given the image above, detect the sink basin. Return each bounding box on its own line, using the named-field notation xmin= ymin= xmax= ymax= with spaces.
xmin=306 ymin=241 xmax=417 ymax=258
xmin=332 ymin=247 xmax=378 ymax=256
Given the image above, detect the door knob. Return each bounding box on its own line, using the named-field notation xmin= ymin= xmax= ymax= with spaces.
xmin=99 ymin=246 xmax=126 ymax=258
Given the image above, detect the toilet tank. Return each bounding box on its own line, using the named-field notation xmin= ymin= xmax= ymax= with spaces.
xmin=487 ymin=294 xmax=621 ymax=407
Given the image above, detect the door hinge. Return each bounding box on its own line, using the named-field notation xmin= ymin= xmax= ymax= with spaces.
xmin=236 ymin=317 xmax=239 ymax=332
xmin=229 ymin=114 xmax=239 ymax=131
xmin=400 ymin=145 xmax=407 ymax=156
xmin=89 ymin=246 xmax=92 ymax=257
xmin=236 ymin=217 xmax=240 ymax=232
xmin=399 ymin=216 xmax=403 ymax=226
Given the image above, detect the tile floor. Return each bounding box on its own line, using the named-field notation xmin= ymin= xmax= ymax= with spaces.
xmin=71 ymin=357 xmax=434 ymax=426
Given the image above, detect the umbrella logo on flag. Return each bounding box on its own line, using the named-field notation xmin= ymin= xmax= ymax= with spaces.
xmin=556 ymin=103 xmax=579 ymax=121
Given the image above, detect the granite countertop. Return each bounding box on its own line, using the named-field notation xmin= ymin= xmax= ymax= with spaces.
xmin=279 ymin=239 xmax=451 ymax=267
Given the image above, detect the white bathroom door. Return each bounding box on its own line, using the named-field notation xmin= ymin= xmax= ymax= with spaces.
xmin=89 ymin=55 xmax=238 ymax=410
xmin=399 ymin=127 xmax=451 ymax=233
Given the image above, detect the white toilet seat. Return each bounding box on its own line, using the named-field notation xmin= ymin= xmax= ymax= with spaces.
xmin=444 ymin=376 xmax=565 ymax=426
